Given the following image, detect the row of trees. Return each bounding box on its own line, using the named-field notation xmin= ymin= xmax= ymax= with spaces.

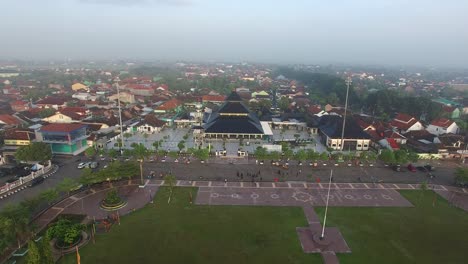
xmin=378 ymin=149 xmax=419 ymax=164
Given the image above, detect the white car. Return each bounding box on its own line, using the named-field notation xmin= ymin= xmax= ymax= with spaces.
xmin=77 ymin=162 xmax=86 ymax=169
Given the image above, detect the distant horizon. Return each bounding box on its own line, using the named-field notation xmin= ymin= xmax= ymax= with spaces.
xmin=2 ymin=1 xmax=468 ymax=68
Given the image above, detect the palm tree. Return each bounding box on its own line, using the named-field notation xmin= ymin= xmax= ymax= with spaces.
xmin=132 ymin=143 xmax=150 ymax=185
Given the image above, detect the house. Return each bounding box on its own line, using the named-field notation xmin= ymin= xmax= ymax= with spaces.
xmin=42 ymin=111 xmax=84 ymax=123
xmin=136 ymin=114 xmax=165 ymax=133
xmin=390 ymin=113 xmax=424 ymax=134
xmin=438 ymin=134 xmax=465 ymax=151
xmin=35 ymin=96 xmax=66 ymax=109
xmin=72 ymin=83 xmax=89 ymax=92
xmin=3 ymin=129 xmax=35 ymax=146
xmin=36 ymin=123 xmax=88 ymax=155
xmin=0 ymin=114 xmax=21 ymax=127
xmin=318 ymin=115 xmax=371 ymax=151
xmin=442 ymin=106 xmax=461 ymax=119
xmin=10 ymin=100 xmax=30 ymax=112
xmin=426 ymin=118 xmax=459 ymax=136
xmin=108 ymin=92 xmax=135 ymax=104
xmin=155 ymin=99 xmax=182 ymax=113
xmin=202 ymin=95 xmax=226 ymax=104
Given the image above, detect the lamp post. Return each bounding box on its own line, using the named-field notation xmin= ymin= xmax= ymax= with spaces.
xmin=321 ymin=170 xmax=333 ymax=239
xmin=340 ymin=77 xmax=351 ymax=151
xmin=116 ymin=82 xmax=124 ymax=155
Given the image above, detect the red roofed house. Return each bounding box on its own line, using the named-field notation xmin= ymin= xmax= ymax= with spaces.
xmin=390 ymin=113 xmax=424 ymax=134
xmin=155 ymin=99 xmax=182 ymax=113
xmin=202 ymin=95 xmax=226 ymax=104
xmin=136 ymin=114 xmax=165 ymax=133
xmin=426 ymin=118 xmax=459 ymax=136
xmin=10 ymin=100 xmax=30 ymax=112
xmin=35 ymin=96 xmax=66 ymax=109
xmin=36 ymin=123 xmax=88 ymax=155
xmin=0 ymin=114 xmax=21 ymax=126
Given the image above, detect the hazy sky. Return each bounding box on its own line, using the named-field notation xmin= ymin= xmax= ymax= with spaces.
xmin=1 ymin=0 xmax=468 ymax=66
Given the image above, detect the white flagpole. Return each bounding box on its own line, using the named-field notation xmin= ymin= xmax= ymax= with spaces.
xmin=321 ymin=169 xmax=333 ymax=239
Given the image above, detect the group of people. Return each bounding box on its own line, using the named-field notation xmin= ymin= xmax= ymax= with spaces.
xmin=236 ymin=170 xmax=262 ymax=182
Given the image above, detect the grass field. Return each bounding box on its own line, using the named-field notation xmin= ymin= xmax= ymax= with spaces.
xmin=315 ymin=190 xmax=468 ymax=264
xmin=59 ymin=188 xmax=468 ymax=264
xmin=60 ymin=187 xmax=319 ymax=264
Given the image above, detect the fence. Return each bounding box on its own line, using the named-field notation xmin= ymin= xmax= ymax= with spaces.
xmin=0 ymin=163 xmax=52 ymax=196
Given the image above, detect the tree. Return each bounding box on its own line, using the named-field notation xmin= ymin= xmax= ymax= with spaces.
xmin=84 ymin=147 xmax=96 ymax=158
xmin=1 ymin=204 xmax=31 ymax=249
xmin=394 ymin=150 xmax=409 ymax=165
xmin=152 ymin=140 xmax=162 ymax=151
xmin=26 ymin=240 xmax=41 ymax=264
xmin=455 ymin=168 xmax=468 ymax=186
xmin=57 ymin=178 xmax=78 ymax=195
xmin=177 ymin=140 xmax=185 ymax=152
xmin=379 ymin=149 xmax=395 ymax=164
xmin=307 ymin=149 xmax=319 ymax=161
xmin=108 ymin=149 xmax=118 ymax=160
xmin=41 ymin=235 xmax=54 ymax=264
xmin=294 ymin=149 xmax=307 ymax=161
xmin=46 ymin=219 xmax=84 ymax=246
xmin=0 ymin=216 xmax=15 ymax=254
xmin=15 ymin=142 xmax=52 ymax=163
xmin=38 ymin=108 xmax=56 ymax=118
xmin=408 ymin=151 xmax=419 ymax=163
xmin=132 ymin=143 xmax=150 ymax=185
xmin=319 ymin=152 xmax=329 ymax=161
xmin=39 ymin=189 xmax=59 ymax=205
xmin=254 ymin=147 xmax=268 ymax=160
xmin=278 ymin=97 xmax=290 ymax=111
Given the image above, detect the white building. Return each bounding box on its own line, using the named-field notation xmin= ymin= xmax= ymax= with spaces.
xmin=426 ymin=118 xmax=459 ymax=136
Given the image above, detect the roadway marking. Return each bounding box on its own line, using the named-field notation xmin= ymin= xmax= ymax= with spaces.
xmin=272 ymin=183 xmax=276 ymax=188
xmin=408 ymin=184 xmax=415 ymax=189
xmin=176 ymin=180 xmax=181 ymax=186
xmin=319 ymin=183 xmax=323 ymax=189
xmin=364 ymin=183 xmax=369 ymax=189
xmin=303 ymin=183 xmax=307 ymax=188
xmin=440 ymin=185 xmax=447 ymax=191
xmin=287 ymin=183 xmax=292 ymax=188
xmin=393 ymin=184 xmax=399 ymax=189
xmin=349 ymin=183 xmax=354 ymax=189
xmin=256 ymin=182 xmax=260 ymax=188
xmin=192 ymin=181 xmax=196 ymax=186
xmin=463 ymin=188 xmax=467 ymax=193
xmin=241 ymin=182 xmax=244 ymax=187
xmin=208 ymin=181 xmax=212 ymax=187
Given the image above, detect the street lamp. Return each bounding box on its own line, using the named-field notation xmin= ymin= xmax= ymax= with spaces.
xmin=320 ymin=170 xmax=333 ymax=239
xmin=340 ymin=77 xmax=351 ymax=151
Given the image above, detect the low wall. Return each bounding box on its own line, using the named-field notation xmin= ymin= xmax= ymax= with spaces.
xmin=0 ymin=163 xmax=53 ymax=196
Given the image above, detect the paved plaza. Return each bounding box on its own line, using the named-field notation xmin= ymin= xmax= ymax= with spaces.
xmin=195 ymin=187 xmax=413 ymax=207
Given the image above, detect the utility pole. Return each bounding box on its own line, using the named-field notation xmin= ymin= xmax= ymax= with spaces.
xmin=321 ymin=170 xmax=333 ymax=239
xmin=116 ymin=81 xmax=124 ymax=155
xmin=340 ymin=77 xmax=351 ymax=151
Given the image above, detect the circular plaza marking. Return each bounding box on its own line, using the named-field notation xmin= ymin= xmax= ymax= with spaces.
xmin=251 ymin=193 xmax=259 ymax=199
xmin=271 ymin=194 xmax=280 ymax=199
xmin=364 ymin=194 xmax=372 ymax=200
xmin=292 ymin=191 xmax=313 ymax=202
xmin=344 ymin=194 xmax=354 ymax=200
xmin=210 ymin=193 xmax=219 ymax=198
xmin=232 ymin=194 xmax=239 ymax=199
xmin=382 ymin=194 xmax=393 ymax=200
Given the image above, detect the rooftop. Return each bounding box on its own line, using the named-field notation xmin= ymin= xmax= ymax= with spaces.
xmin=40 ymin=123 xmax=87 ymax=132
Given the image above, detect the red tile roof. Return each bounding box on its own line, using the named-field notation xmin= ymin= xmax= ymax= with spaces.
xmin=390 ymin=113 xmax=419 ymax=131
xmin=307 ymin=105 xmax=322 ymax=115
xmin=202 ymin=95 xmax=226 ymax=102
xmin=156 ymin=99 xmax=182 ymax=111
xmin=40 ymin=123 xmax=86 ymax=132
xmin=387 ymin=138 xmax=400 ymax=150
xmin=4 ymin=129 xmax=34 ymax=141
xmin=60 ymin=107 xmax=87 ymax=115
xmin=430 ymin=118 xmax=454 ymax=128
xmin=0 ymin=114 xmax=21 ymax=125
xmin=35 ymin=96 xmax=66 ymax=106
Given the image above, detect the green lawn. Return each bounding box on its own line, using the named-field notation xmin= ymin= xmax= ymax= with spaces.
xmin=58 ymin=188 xmax=468 ymax=264
xmin=60 ymin=187 xmax=319 ymax=264
xmin=315 ymin=190 xmax=468 ymax=264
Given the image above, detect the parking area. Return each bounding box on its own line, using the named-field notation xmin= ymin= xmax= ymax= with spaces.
xmin=195 ymin=187 xmax=413 ymax=207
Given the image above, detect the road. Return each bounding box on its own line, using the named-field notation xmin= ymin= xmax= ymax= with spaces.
xmin=0 ymin=156 xmax=462 ymax=210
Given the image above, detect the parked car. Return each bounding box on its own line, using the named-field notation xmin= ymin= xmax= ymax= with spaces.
xmin=407 ymin=164 xmax=417 ymax=172
xmin=29 ymin=176 xmax=45 ymax=187
xmin=392 ymin=165 xmax=401 ymax=172
xmin=77 ymin=162 xmax=86 ymax=169
xmin=424 ymin=165 xmax=435 ymax=171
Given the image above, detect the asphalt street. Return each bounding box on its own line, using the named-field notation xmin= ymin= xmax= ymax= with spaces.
xmin=0 ymin=155 xmax=462 ymax=210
